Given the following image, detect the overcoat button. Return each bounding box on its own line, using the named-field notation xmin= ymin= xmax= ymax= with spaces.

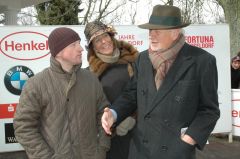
xmin=143 ymin=139 xmax=148 ymax=144
xmin=161 ymin=145 xmax=168 ymax=151
xmin=144 ymin=114 xmax=151 ymax=120
xmin=164 ymin=119 xmax=170 ymax=126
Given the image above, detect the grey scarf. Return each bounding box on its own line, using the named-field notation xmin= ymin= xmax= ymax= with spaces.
xmin=95 ymin=48 xmax=120 ymax=63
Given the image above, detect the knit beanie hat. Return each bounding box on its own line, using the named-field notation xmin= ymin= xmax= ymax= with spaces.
xmin=48 ymin=27 xmax=80 ymax=57
xmin=84 ymin=20 xmax=117 ymax=46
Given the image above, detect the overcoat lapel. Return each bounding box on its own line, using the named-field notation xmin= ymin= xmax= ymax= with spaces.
xmin=145 ymin=46 xmax=195 ymax=114
xmin=143 ymin=53 xmax=157 ymax=107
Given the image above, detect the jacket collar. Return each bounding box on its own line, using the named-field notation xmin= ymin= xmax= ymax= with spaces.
xmin=50 ymin=56 xmax=81 ymax=75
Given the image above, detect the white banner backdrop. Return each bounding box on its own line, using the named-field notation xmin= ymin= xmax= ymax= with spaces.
xmin=0 ymin=24 xmax=231 ymax=152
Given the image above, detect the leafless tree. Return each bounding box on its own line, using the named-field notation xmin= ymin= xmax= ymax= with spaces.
xmin=166 ymin=0 xmax=174 ymax=5
xmin=126 ymin=0 xmax=140 ymax=24
xmin=204 ymin=0 xmax=224 ymax=23
xmin=215 ymin=0 xmax=240 ymax=56
xmin=79 ymin=0 xmax=127 ymax=24
xmin=119 ymin=0 xmax=140 ymax=25
xmin=173 ymin=0 xmax=204 ymax=24
xmin=18 ymin=7 xmax=39 ymax=25
xmin=0 ymin=13 xmax=4 ymax=24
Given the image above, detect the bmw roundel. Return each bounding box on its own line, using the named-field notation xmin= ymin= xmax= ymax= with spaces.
xmin=4 ymin=66 xmax=34 ymax=95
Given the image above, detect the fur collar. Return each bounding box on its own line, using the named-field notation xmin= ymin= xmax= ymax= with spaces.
xmin=88 ymin=40 xmax=138 ymax=76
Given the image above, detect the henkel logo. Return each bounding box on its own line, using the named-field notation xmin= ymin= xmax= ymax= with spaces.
xmin=0 ymin=31 xmax=50 ymax=60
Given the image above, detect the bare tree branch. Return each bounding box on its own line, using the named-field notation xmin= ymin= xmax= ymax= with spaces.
xmin=0 ymin=14 xmax=5 ymax=24
xmin=82 ymin=0 xmax=93 ymax=24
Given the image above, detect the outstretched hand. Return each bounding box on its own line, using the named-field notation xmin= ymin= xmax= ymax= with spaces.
xmin=101 ymin=107 xmax=115 ymax=135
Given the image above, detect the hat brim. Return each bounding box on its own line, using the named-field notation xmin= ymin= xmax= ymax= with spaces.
xmin=138 ymin=23 xmax=190 ymax=30
xmin=88 ymin=30 xmax=116 ymax=45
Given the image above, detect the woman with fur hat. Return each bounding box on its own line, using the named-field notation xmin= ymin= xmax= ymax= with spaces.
xmin=84 ymin=20 xmax=138 ymax=159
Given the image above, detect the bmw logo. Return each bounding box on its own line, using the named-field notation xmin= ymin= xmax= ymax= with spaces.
xmin=4 ymin=66 xmax=34 ymax=95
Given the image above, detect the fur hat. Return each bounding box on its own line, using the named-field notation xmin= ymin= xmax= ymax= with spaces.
xmin=138 ymin=5 xmax=190 ymax=30
xmin=84 ymin=20 xmax=117 ymax=45
xmin=48 ymin=27 xmax=80 ymax=57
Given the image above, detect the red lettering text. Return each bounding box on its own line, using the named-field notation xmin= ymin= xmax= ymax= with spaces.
xmin=4 ymin=40 xmax=49 ymax=51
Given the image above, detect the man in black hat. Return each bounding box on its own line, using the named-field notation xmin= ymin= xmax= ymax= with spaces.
xmin=14 ymin=27 xmax=110 ymax=159
xmin=101 ymin=5 xmax=220 ymax=159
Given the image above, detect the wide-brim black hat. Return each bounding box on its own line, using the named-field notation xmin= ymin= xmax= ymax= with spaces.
xmin=138 ymin=5 xmax=190 ymax=30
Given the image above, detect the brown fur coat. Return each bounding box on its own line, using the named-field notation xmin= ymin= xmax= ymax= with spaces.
xmin=88 ymin=39 xmax=139 ymax=77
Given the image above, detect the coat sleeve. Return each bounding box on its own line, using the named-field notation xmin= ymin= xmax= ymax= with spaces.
xmin=186 ymin=54 xmax=220 ymax=150
xmin=13 ymin=78 xmax=53 ymax=159
xmin=111 ymin=57 xmax=139 ymax=125
xmin=94 ymin=76 xmax=111 ymax=153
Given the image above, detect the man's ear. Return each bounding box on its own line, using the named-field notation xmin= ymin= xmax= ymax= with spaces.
xmin=171 ymin=29 xmax=181 ymax=40
xmin=55 ymin=50 xmax=63 ymax=59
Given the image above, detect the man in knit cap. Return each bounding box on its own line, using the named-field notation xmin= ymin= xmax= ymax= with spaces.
xmin=14 ymin=27 xmax=110 ymax=159
xmin=102 ymin=5 xmax=220 ymax=159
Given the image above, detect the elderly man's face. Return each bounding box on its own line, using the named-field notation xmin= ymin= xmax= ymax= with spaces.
xmin=149 ymin=29 xmax=180 ymax=51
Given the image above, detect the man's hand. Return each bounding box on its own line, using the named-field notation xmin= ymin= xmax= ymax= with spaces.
xmin=181 ymin=134 xmax=196 ymax=145
xmin=101 ymin=107 xmax=115 ymax=135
